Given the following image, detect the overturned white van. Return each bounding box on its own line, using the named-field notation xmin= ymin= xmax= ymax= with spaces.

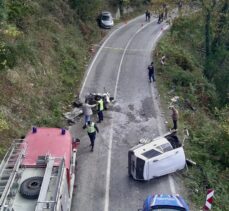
xmin=128 ymin=131 xmax=186 ymax=181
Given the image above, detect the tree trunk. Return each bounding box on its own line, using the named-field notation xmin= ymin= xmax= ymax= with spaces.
xmin=204 ymin=9 xmax=211 ymax=78
xmin=212 ymin=1 xmax=228 ymax=53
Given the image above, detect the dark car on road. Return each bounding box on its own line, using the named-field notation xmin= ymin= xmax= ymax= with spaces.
xmin=98 ymin=11 xmax=114 ymax=29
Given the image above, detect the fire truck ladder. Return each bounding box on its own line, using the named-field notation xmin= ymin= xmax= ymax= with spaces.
xmin=0 ymin=140 xmax=26 ymax=209
xmin=35 ymin=157 xmax=65 ymax=211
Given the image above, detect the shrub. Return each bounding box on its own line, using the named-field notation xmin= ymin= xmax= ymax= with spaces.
xmin=6 ymin=0 xmax=34 ymax=29
xmin=0 ymin=41 xmax=17 ymax=71
xmin=155 ymin=13 xmax=229 ymax=210
xmin=168 ymin=66 xmax=196 ymax=87
xmin=0 ymin=112 xmax=9 ymax=132
xmin=0 ymin=0 xmax=7 ymax=21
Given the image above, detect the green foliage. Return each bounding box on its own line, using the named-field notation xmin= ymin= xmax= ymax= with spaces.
xmin=6 ymin=0 xmax=33 ymax=21
xmin=0 ymin=41 xmax=7 ymax=70
xmin=0 ymin=112 xmax=9 ymax=132
xmin=3 ymin=24 xmax=22 ymax=37
xmin=0 ymin=0 xmax=7 ymax=21
xmin=109 ymin=0 xmax=146 ymax=7
xmin=155 ymin=11 xmax=229 ymax=210
xmin=0 ymin=0 xmax=95 ymax=147
xmin=209 ymin=47 xmax=229 ymax=105
xmin=0 ymin=41 xmax=17 ymax=71
xmin=168 ymin=66 xmax=195 ymax=87
xmin=71 ymin=0 xmax=104 ymax=21
xmin=6 ymin=0 xmax=35 ymax=30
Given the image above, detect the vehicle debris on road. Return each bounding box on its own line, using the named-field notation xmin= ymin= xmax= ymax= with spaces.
xmin=63 ymin=90 xmax=114 ymax=124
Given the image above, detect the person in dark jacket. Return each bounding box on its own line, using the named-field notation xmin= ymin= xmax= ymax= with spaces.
xmin=145 ymin=10 xmax=150 ymax=21
xmin=83 ymin=121 xmax=99 ymax=152
xmin=148 ymin=62 xmax=155 ymax=82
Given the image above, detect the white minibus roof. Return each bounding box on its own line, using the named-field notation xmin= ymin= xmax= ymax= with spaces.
xmin=133 ymin=137 xmax=173 ymax=160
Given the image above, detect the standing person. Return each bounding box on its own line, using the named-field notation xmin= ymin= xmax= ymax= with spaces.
xmin=84 ymin=121 xmax=99 ymax=152
xmin=96 ymin=96 xmax=104 ymax=123
xmin=148 ymin=62 xmax=155 ymax=83
xmin=145 ymin=10 xmax=149 ymax=21
xmin=169 ymin=106 xmax=179 ymax=130
xmin=82 ymin=99 xmax=96 ymax=127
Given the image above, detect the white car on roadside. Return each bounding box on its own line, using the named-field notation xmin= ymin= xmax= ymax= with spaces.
xmin=128 ymin=131 xmax=186 ymax=181
xmin=98 ymin=11 xmax=114 ymax=29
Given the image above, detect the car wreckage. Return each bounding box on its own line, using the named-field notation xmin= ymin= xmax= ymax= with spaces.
xmin=64 ymin=91 xmax=114 ymax=123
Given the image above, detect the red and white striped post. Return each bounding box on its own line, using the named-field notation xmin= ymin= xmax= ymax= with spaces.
xmin=203 ymin=189 xmax=214 ymax=210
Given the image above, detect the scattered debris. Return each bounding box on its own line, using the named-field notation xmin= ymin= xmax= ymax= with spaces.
xmin=63 ymin=107 xmax=83 ymax=123
xmin=171 ymin=96 xmax=179 ymax=103
xmin=64 ymin=91 xmax=114 ymax=124
xmin=186 ymin=159 xmax=197 ymax=166
xmin=85 ymin=92 xmax=114 ymax=110
xmin=139 ymin=137 xmax=152 ymax=144
xmin=168 ymin=89 xmax=175 ymax=94
xmin=161 ymin=55 xmax=166 ymax=65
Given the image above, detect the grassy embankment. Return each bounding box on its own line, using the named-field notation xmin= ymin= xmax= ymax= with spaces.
xmin=0 ymin=0 xmax=108 ymax=156
xmin=154 ymin=12 xmax=229 ymax=211
xmin=0 ymin=0 xmax=146 ymax=156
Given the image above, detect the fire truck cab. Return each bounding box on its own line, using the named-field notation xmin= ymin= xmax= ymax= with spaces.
xmin=0 ymin=127 xmax=79 ymax=211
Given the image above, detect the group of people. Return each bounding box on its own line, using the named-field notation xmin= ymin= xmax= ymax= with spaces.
xmin=145 ymin=10 xmax=151 ymax=22
xmin=158 ymin=4 xmax=168 ymax=24
xmin=145 ymin=4 xmax=168 ymax=25
xmin=82 ymin=96 xmax=104 ymax=152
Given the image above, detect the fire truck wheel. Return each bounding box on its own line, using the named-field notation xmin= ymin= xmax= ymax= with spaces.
xmin=20 ymin=176 xmax=43 ymax=199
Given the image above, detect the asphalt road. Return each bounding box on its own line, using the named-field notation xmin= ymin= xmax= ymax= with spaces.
xmin=70 ymin=15 xmax=178 ymax=211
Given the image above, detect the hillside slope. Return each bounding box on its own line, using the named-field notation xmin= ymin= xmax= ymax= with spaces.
xmin=154 ymin=9 xmax=229 ymax=210
xmin=0 ymin=0 xmax=107 ymax=154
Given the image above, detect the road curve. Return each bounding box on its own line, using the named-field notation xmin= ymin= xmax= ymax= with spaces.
xmin=71 ymin=15 xmax=176 ymax=211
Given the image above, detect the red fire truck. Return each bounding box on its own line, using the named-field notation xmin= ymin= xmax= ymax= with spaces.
xmin=0 ymin=127 xmax=80 ymax=211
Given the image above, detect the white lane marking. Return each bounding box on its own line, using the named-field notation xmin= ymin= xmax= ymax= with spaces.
xmin=169 ymin=175 xmax=176 ymax=195
xmin=79 ymin=15 xmax=145 ymax=100
xmin=104 ymin=19 xmax=157 ymax=211
xmin=92 ymin=45 xmax=149 ymax=52
xmin=149 ymin=24 xmax=177 ymax=195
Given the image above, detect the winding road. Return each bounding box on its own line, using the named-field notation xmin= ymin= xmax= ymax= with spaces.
xmin=70 ymin=15 xmax=180 ymax=211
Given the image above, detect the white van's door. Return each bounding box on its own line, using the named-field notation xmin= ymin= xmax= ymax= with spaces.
xmin=147 ymin=152 xmax=164 ymax=179
xmin=148 ymin=147 xmax=185 ymax=179
xmin=141 ymin=148 xmax=163 ymax=180
xmin=161 ymin=147 xmax=185 ymax=174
